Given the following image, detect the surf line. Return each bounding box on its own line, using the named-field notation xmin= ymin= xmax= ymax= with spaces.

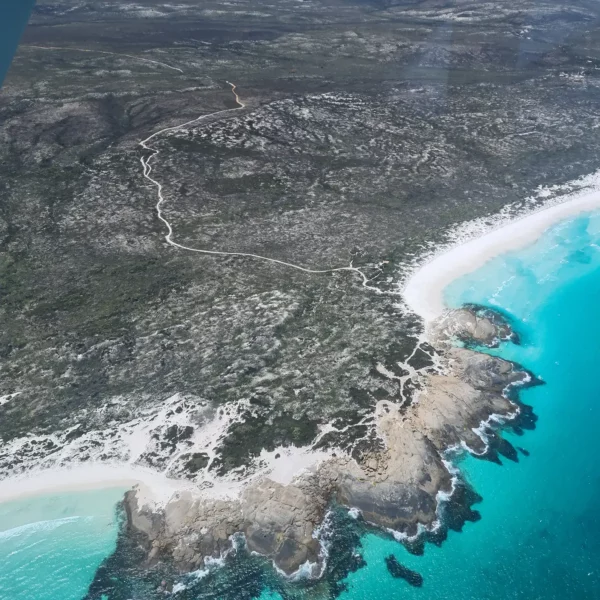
xmin=22 ymin=45 xmax=184 ymax=73
xmin=140 ymin=82 xmax=387 ymax=291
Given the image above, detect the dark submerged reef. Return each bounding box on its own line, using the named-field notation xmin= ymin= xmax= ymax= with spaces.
xmin=88 ymin=473 xmax=490 ymax=599
xmin=84 ymin=502 xmax=169 ymax=600
xmin=480 ymin=374 xmax=541 ymax=464
xmin=384 ymin=555 xmax=423 ymax=587
xmin=85 ymin=506 xmax=367 ymax=600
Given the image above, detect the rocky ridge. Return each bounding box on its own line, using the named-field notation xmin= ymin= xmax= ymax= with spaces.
xmin=123 ymin=306 xmax=529 ymax=576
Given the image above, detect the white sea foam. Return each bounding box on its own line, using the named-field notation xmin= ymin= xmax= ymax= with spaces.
xmin=312 ymin=509 xmax=335 ymax=580
xmin=171 ymin=562 xmax=218 ymax=594
xmin=386 ymin=526 xmax=421 ymax=543
xmin=384 ymin=456 xmax=460 ymax=543
xmin=461 ymin=365 xmax=532 ymax=458
xmin=171 ymin=536 xmax=241 ymax=594
xmin=270 ymin=549 xmax=322 ymax=581
xmin=264 ymin=510 xmax=335 ymax=582
xmin=0 ymin=516 xmax=87 ymax=541
xmin=348 ymin=507 xmax=361 ymax=520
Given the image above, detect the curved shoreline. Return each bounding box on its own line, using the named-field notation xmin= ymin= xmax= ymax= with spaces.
xmin=0 ymin=464 xmax=188 ymax=505
xmin=0 ymin=442 xmax=335 ymax=507
xmin=403 ymin=173 xmax=600 ymax=323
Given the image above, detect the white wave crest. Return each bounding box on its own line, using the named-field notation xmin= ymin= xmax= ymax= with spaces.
xmin=0 ymin=516 xmax=88 ymax=541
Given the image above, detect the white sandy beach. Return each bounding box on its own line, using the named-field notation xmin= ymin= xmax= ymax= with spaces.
xmin=0 ymin=463 xmax=188 ymax=505
xmin=403 ymin=182 xmax=600 ymax=323
xmin=0 ymin=443 xmax=333 ymax=508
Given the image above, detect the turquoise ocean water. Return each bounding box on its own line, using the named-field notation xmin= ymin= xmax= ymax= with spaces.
xmin=3 ymin=210 xmax=600 ymax=599
xmin=334 ymin=211 xmax=600 ymax=599
xmin=0 ymin=488 xmax=126 ymax=600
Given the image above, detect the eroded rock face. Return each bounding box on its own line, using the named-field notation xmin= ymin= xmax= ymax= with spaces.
xmin=241 ymin=477 xmax=329 ymax=574
xmin=124 ymin=489 xmax=245 ymax=571
xmin=413 ymin=348 xmax=522 ymax=454
xmin=124 ymin=478 xmax=332 ymax=576
xmin=430 ymin=307 xmax=515 ymax=348
xmin=335 ymin=413 xmax=451 ymax=535
xmin=123 ymin=308 xmax=527 ymax=575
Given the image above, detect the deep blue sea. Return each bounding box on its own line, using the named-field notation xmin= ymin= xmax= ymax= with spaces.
xmin=3 ymin=211 xmax=600 ymax=599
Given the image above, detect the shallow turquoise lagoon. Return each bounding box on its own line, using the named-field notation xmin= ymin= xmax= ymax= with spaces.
xmin=0 ymin=487 xmax=126 ymax=600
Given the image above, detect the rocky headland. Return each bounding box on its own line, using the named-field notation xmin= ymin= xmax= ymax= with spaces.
xmin=123 ymin=306 xmax=530 ymax=577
